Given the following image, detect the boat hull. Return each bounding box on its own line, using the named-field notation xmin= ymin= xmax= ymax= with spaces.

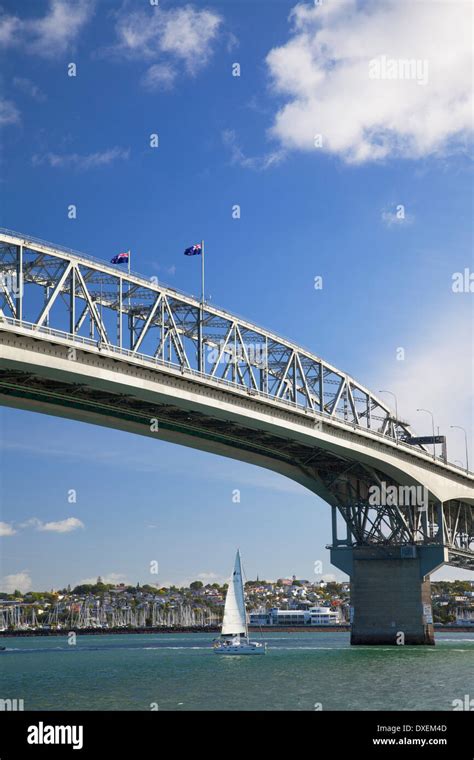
xmin=213 ymin=641 xmax=266 ymax=655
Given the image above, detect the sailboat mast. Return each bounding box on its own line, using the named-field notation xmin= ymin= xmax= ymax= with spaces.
xmin=237 ymin=550 xmax=248 ymax=639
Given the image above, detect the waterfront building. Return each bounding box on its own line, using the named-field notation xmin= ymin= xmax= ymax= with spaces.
xmin=249 ymin=606 xmax=341 ymax=626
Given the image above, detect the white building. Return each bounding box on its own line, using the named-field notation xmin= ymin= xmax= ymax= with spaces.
xmin=249 ymin=606 xmax=341 ymax=626
xmin=309 ymin=606 xmax=340 ymax=625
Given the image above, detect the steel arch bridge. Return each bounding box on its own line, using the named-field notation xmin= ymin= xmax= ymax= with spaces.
xmin=0 ymin=228 xmax=473 ymax=580
xmin=0 ymin=229 xmax=410 ymax=437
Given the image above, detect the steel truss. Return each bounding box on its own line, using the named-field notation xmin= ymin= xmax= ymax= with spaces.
xmin=325 ymin=463 xmax=473 ymax=568
xmin=0 ymin=229 xmax=413 ymax=441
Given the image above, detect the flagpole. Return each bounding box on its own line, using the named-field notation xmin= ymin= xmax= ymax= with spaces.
xmin=200 ymin=239 xmax=205 ymax=373
xmin=201 ymin=239 xmax=205 ymax=306
xmin=128 ymin=249 xmax=131 ymax=349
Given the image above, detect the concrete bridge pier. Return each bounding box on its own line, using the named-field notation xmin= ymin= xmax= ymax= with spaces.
xmin=331 ymin=545 xmax=448 ymax=645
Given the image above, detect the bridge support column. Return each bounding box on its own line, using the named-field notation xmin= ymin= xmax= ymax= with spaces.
xmin=331 ymin=545 xmax=448 ymax=645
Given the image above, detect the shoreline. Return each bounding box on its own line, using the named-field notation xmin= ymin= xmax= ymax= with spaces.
xmin=1 ymin=624 xmax=472 ymax=637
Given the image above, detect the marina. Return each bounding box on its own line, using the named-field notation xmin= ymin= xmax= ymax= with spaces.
xmin=0 ymin=602 xmax=220 ymax=632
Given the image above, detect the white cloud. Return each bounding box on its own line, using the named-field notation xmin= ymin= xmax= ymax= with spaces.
xmin=20 ymin=516 xmax=84 ymax=533
xmin=38 ymin=517 xmax=84 ymax=533
xmin=13 ymin=76 xmax=46 ymax=102
xmin=33 ymin=147 xmax=130 ymax=170
xmin=266 ymin=0 xmax=473 ymax=164
xmin=222 ymin=129 xmax=286 ymax=171
xmin=110 ymin=4 xmax=222 ymax=88
xmin=376 ymin=308 xmax=472 ymax=466
xmin=0 ymin=522 xmax=16 ymax=536
xmin=141 ymin=63 xmax=177 ymax=91
xmin=0 ymin=0 xmax=94 ymax=58
xmin=0 ymin=98 xmax=20 ymax=126
xmin=0 ymin=571 xmax=32 ymax=593
xmin=159 ymin=6 xmax=220 ymax=72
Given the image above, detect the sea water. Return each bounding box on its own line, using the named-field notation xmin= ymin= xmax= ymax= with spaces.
xmin=1 ymin=632 xmax=472 ymax=711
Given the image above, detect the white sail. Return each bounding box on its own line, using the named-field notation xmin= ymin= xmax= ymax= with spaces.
xmin=221 ymin=550 xmax=247 ymax=636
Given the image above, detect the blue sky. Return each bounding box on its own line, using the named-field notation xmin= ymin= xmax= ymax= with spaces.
xmin=0 ymin=0 xmax=472 ymax=590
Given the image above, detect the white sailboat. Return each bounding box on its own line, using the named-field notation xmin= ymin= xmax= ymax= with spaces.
xmin=213 ymin=550 xmax=266 ymax=655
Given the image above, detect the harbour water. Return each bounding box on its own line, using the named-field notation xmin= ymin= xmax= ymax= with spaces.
xmin=1 ymin=632 xmax=472 ymax=711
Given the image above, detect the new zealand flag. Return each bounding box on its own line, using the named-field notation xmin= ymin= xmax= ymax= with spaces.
xmin=184 ymin=244 xmax=202 ymax=256
xmin=111 ymin=252 xmax=129 ymax=264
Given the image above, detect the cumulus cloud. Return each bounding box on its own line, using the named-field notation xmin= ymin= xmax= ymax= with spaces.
xmin=0 ymin=0 xmax=94 ymax=58
xmin=266 ymin=0 xmax=473 ymax=163
xmin=0 ymin=571 xmax=32 ymax=594
xmin=0 ymin=522 xmax=16 ymax=536
xmin=33 ymin=147 xmax=130 ymax=170
xmin=109 ymin=4 xmax=222 ymax=89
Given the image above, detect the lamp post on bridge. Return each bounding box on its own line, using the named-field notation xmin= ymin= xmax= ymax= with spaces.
xmin=379 ymin=390 xmax=398 ymax=444
xmin=417 ymin=408 xmax=436 ymax=460
xmin=450 ymin=425 xmax=469 ymax=473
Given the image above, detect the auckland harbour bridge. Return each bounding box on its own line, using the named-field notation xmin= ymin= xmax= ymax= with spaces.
xmin=0 ymin=227 xmax=472 ymax=645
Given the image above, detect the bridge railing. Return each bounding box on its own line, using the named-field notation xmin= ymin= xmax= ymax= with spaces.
xmin=1 ymin=315 xmax=469 ymax=476
xmin=0 ymin=226 xmax=367 ymax=368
